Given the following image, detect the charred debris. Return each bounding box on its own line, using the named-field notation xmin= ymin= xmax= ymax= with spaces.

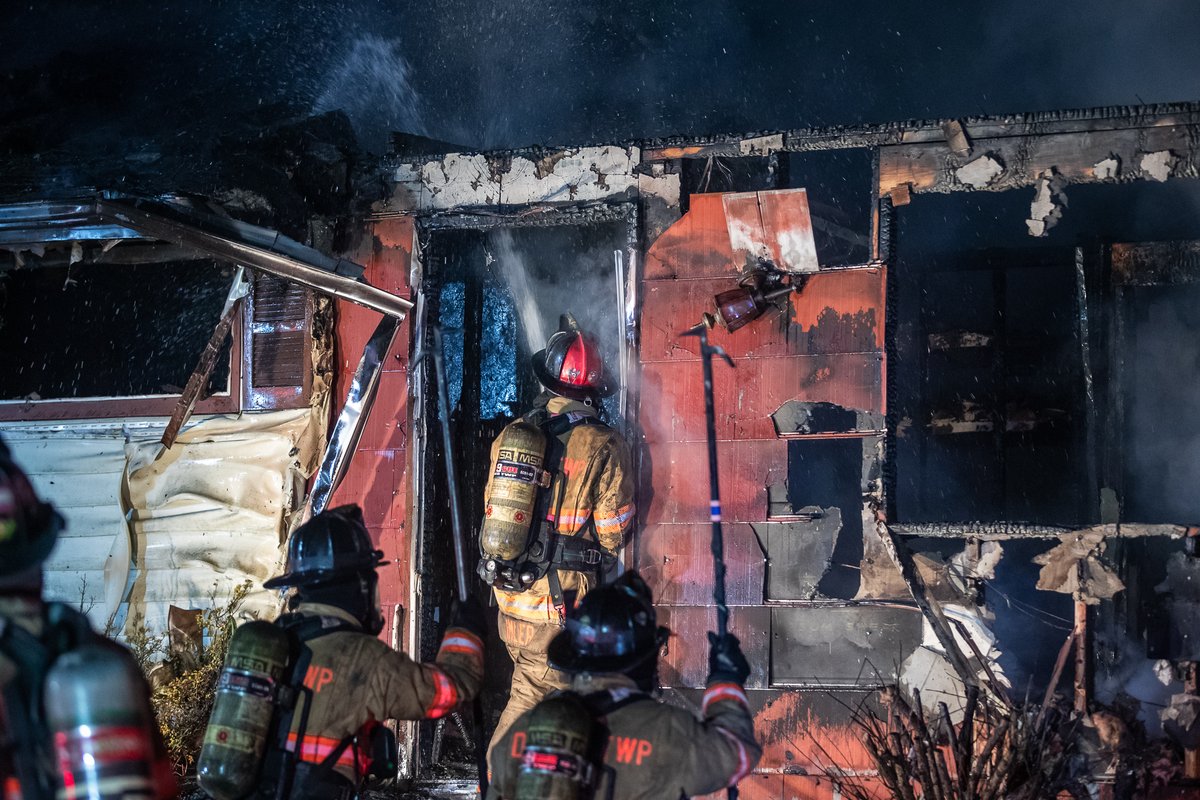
xmin=5 ymin=101 xmax=1200 ymax=797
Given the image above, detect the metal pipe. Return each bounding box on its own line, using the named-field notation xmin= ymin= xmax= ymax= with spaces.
xmin=96 ymin=199 xmax=414 ymax=320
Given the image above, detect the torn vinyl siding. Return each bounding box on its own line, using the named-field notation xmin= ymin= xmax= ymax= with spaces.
xmin=2 ymin=408 xmax=323 ymax=634
xmin=123 ymin=408 xmax=324 ymax=631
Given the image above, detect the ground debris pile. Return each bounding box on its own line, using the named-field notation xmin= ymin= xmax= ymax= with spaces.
xmin=832 ymin=687 xmax=1076 ymax=800
xmin=125 ymin=581 xmax=253 ymax=775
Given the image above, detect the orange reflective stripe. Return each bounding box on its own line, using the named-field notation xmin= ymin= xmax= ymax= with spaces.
xmin=595 ymin=504 xmax=634 ymax=527
xmin=438 ymin=629 xmax=484 ymax=663
xmin=425 ymin=666 xmax=459 ymax=719
xmin=702 ymin=682 xmax=749 ymax=712
xmin=497 ymin=592 xmax=556 ymax=619
xmin=285 ymin=732 xmax=360 ymax=770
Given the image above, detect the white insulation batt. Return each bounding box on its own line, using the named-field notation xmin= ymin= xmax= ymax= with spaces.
xmin=1 ymin=409 xmax=322 ymax=635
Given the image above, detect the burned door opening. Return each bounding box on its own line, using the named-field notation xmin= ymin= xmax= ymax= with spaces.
xmin=413 ymin=210 xmax=636 ymax=775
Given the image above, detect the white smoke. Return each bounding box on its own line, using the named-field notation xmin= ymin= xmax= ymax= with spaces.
xmin=313 ymin=34 xmax=424 ymax=153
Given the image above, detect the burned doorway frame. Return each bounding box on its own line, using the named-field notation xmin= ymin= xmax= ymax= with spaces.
xmin=403 ymin=201 xmax=641 ymax=779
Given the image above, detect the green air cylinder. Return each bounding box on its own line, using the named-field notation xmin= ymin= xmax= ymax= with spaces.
xmin=481 ymin=421 xmax=548 ymax=561
xmin=515 ymin=693 xmax=596 ymax=800
xmin=197 ymin=620 xmax=291 ymax=800
xmin=43 ymin=642 xmax=158 ymax=800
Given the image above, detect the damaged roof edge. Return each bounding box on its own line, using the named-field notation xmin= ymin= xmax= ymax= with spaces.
xmin=0 ymin=194 xmax=413 ymax=320
xmin=381 ymin=101 xmax=1200 ymax=168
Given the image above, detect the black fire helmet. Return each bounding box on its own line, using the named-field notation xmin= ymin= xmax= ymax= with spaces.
xmin=548 ymin=571 xmax=669 ymax=674
xmin=264 ymin=504 xmax=388 ymax=589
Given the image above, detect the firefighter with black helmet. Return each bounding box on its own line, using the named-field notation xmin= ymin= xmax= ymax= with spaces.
xmin=487 ymin=571 xmax=761 ymax=800
xmin=198 ymin=504 xmax=485 ymax=800
xmin=479 ymin=316 xmax=636 ymax=752
xmin=0 ymin=436 xmax=175 ymax=800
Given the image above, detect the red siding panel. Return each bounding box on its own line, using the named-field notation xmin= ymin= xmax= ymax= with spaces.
xmin=332 ymin=217 xmax=414 ymax=632
xmin=636 ymin=522 xmax=765 ymax=607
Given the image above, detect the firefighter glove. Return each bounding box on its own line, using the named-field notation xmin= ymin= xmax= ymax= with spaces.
xmin=707 ymin=631 xmax=751 ymax=686
xmin=450 ymin=596 xmax=488 ymax=640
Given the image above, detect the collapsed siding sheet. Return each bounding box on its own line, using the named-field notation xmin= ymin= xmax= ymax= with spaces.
xmin=123 ymin=408 xmax=322 ymax=631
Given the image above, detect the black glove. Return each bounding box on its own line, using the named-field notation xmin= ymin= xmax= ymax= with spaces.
xmin=449 ymin=596 xmax=488 ymax=640
xmin=707 ymin=632 xmax=751 ymax=686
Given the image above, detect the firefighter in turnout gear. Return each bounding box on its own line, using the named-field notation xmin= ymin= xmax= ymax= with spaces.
xmin=0 ymin=437 xmax=175 ymax=800
xmin=198 ymin=504 xmax=485 ymax=799
xmin=487 ymin=572 xmax=761 ymax=800
xmin=481 ymin=318 xmax=636 ymax=752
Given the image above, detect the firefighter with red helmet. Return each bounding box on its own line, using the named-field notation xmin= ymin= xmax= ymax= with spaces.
xmin=488 ymin=572 xmax=760 ymax=800
xmin=198 ymin=504 xmax=485 ymax=800
xmin=479 ymin=316 xmax=636 ymax=753
xmin=0 ymin=437 xmax=176 ymax=800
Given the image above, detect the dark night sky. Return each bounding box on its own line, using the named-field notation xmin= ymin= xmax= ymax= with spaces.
xmin=3 ymin=1 xmax=1200 ymax=153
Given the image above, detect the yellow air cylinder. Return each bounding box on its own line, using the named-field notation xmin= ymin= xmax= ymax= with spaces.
xmin=480 ymin=421 xmax=548 ymax=561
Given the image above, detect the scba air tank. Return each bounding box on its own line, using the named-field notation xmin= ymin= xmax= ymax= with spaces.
xmin=43 ymin=642 xmax=158 ymax=800
xmin=480 ymin=421 xmax=549 ymax=561
xmin=515 ymin=693 xmax=598 ymax=800
xmin=197 ymin=620 xmax=291 ymax=800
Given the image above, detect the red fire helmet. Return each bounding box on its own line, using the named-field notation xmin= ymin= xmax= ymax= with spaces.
xmin=532 ymin=324 xmax=615 ymax=400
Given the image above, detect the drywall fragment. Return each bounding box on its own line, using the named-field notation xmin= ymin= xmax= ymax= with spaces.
xmin=1140 ymin=150 xmax=1177 ymax=182
xmin=739 ymin=133 xmax=784 ymax=157
xmin=942 ymin=119 xmax=972 ymax=157
xmin=1154 ymin=659 xmax=1176 ymax=686
xmin=949 ymin=540 xmax=1004 ymax=584
xmin=955 ymin=154 xmax=1003 ymax=189
xmin=1033 ymin=530 xmax=1124 ymax=603
xmin=1026 ymin=169 xmax=1068 ymax=237
xmin=1161 ymin=693 xmax=1200 ymax=748
xmin=1092 ymin=154 xmax=1121 ymax=180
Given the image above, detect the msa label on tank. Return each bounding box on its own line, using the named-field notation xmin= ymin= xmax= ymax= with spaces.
xmin=494 ymin=456 xmax=543 ymax=485
xmin=217 ymin=668 xmax=275 ymax=699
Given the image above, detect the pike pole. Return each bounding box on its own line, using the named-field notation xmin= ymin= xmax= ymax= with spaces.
xmin=684 ymin=323 xmax=738 ymax=800
xmin=430 ymin=325 xmax=471 ymax=603
xmin=424 ymin=324 xmax=488 ymax=795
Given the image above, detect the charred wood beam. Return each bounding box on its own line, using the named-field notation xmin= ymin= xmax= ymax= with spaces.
xmin=160 ymin=267 xmax=251 ymax=451
xmin=877 ymin=519 xmax=980 ymax=695
xmin=888 ymin=521 xmax=1194 ymax=540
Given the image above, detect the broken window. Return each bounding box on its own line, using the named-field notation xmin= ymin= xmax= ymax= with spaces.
xmin=0 ymin=259 xmax=234 ymax=402
xmin=782 ymin=148 xmax=875 ymax=267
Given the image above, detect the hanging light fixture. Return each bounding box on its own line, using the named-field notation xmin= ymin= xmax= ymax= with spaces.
xmin=700 ymin=264 xmax=798 ymax=333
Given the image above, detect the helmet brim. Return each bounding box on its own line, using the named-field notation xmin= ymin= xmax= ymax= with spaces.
xmin=263 ymin=558 xmax=390 ymax=590
xmin=546 ymin=626 xmax=657 ymax=674
xmin=531 ymin=349 xmax=616 ymax=400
